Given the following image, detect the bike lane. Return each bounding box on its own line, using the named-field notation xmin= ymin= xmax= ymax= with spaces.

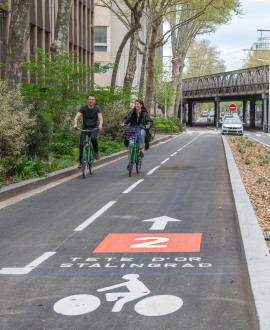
xmin=0 ymin=132 xmax=255 ymax=330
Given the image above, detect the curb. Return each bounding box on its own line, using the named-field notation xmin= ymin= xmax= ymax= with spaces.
xmin=222 ymin=136 xmax=270 ymax=330
xmin=0 ymin=135 xmax=174 ymax=202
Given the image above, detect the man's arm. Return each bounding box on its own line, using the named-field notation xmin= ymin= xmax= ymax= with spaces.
xmin=73 ymin=112 xmax=82 ymax=129
xmin=98 ymin=113 xmax=103 ymax=130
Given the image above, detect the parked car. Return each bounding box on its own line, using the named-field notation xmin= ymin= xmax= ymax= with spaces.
xmin=202 ymin=110 xmax=208 ymax=117
xmin=221 ymin=117 xmax=243 ymax=136
xmin=223 ymin=113 xmax=239 ymax=121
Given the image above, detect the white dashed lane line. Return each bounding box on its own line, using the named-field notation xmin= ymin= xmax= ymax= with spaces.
xmin=161 ymin=158 xmax=170 ymax=164
xmin=122 ymin=179 xmax=144 ymax=194
xmin=74 ymin=201 xmax=117 ymax=232
xmin=146 ymin=166 xmax=160 ymax=176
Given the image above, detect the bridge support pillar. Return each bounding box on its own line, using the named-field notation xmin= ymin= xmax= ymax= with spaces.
xmin=178 ymin=99 xmax=187 ymax=124
xmin=262 ymin=94 xmax=268 ymax=131
xmin=214 ymin=97 xmax=220 ymax=128
xmin=250 ymin=99 xmax=256 ymax=128
xmin=188 ymin=101 xmax=193 ymax=126
xmin=243 ymin=101 xmax=247 ymax=124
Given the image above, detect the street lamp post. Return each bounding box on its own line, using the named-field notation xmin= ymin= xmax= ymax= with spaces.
xmin=257 ymin=59 xmax=270 ymax=133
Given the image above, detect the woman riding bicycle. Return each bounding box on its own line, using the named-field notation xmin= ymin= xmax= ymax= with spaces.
xmin=121 ymin=99 xmax=153 ymax=157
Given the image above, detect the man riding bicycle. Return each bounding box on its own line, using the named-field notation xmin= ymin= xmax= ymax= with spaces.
xmin=73 ymin=94 xmax=103 ymax=168
xmin=121 ymin=99 xmax=153 ymax=157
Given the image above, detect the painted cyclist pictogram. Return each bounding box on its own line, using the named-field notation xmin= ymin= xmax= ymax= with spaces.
xmin=54 ymin=274 xmax=183 ymax=317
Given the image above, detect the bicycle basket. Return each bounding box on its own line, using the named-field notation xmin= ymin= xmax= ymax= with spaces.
xmin=124 ymin=127 xmax=141 ymax=141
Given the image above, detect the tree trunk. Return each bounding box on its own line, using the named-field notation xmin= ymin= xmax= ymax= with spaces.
xmin=174 ymin=65 xmax=184 ymax=117
xmin=144 ymin=18 xmax=162 ymax=112
xmin=123 ymin=15 xmax=140 ymax=88
xmin=50 ymin=0 xmax=73 ymax=55
xmin=138 ymin=1 xmax=154 ymax=98
xmin=170 ymin=58 xmax=181 ymax=116
xmin=4 ymin=0 xmax=32 ymax=92
xmin=110 ymin=23 xmax=140 ymax=89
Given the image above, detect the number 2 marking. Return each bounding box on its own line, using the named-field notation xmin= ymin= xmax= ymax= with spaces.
xmin=131 ymin=237 xmax=169 ymax=248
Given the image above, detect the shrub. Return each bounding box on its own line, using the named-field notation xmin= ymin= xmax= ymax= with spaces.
xmin=99 ymin=101 xmax=130 ymax=142
xmin=151 ymin=116 xmax=183 ymax=133
xmin=0 ymin=84 xmax=35 ymax=170
xmin=99 ymin=141 xmax=126 ymax=156
xmin=10 ymin=156 xmax=46 ymax=178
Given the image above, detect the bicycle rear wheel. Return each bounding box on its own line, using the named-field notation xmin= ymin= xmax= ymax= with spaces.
xmin=82 ymin=145 xmax=88 ymax=178
xmin=129 ymin=147 xmax=134 ymax=177
xmin=89 ymin=146 xmax=95 ymax=174
xmin=136 ymin=156 xmax=142 ymax=173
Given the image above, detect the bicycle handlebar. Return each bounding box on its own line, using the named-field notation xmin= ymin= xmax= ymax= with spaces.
xmin=73 ymin=127 xmax=99 ymax=133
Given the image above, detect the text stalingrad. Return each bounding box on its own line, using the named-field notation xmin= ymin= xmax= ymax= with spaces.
xmin=59 ymin=257 xmax=212 ymax=269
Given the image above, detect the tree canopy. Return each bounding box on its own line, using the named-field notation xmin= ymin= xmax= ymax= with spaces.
xmin=184 ymin=39 xmax=226 ymax=78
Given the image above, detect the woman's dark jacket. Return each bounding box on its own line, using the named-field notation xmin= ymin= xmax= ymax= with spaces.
xmin=123 ymin=110 xmax=153 ymax=128
xmin=123 ymin=110 xmax=153 ymax=150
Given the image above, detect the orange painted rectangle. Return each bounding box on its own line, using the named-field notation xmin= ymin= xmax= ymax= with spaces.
xmin=93 ymin=233 xmax=202 ymax=253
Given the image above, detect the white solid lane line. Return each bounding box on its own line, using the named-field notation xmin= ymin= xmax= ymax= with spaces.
xmin=0 ymin=252 xmax=56 ymax=275
xmin=161 ymin=158 xmax=170 ymax=164
xmin=74 ymin=201 xmax=116 ymax=232
xmin=146 ymin=166 xmax=160 ymax=176
xmin=122 ymin=179 xmax=144 ymax=194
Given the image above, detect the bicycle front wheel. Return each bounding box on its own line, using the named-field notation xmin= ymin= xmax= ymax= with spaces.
xmin=89 ymin=146 xmax=95 ymax=174
xmin=82 ymin=145 xmax=88 ymax=178
xmin=129 ymin=147 xmax=134 ymax=177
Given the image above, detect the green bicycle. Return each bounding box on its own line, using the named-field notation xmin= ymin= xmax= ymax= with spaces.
xmin=124 ymin=127 xmax=143 ymax=177
xmin=77 ymin=128 xmax=99 ymax=178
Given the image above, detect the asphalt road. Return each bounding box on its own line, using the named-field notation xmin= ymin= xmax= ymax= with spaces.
xmin=0 ymin=129 xmax=256 ymax=330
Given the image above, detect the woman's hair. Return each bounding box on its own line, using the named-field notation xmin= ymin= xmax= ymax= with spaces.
xmin=133 ymin=99 xmax=148 ymax=113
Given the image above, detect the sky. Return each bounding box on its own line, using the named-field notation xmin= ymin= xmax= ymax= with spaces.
xmin=164 ymin=0 xmax=270 ymax=72
xmin=206 ymin=0 xmax=270 ymax=71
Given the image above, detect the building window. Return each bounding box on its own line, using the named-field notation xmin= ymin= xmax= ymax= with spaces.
xmin=95 ymin=45 xmax=107 ymax=52
xmin=95 ymin=26 xmax=107 ymax=52
xmin=95 ymin=26 xmax=107 ymax=43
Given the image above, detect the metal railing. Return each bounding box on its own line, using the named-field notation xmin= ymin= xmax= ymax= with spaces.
xmin=182 ymin=65 xmax=269 ymax=98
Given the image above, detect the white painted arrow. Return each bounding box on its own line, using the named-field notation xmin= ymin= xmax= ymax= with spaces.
xmin=142 ymin=216 xmax=181 ymax=230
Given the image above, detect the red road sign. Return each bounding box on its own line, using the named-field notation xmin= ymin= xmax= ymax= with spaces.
xmin=93 ymin=233 xmax=202 ymax=253
xmin=229 ymin=104 xmax=237 ymax=111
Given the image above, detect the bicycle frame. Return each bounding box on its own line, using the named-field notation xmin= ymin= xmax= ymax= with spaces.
xmin=75 ymin=127 xmax=98 ymax=178
xmin=128 ymin=139 xmax=140 ymax=164
xmin=124 ymin=127 xmax=142 ymax=177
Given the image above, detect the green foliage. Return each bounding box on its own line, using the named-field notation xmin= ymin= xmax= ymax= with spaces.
xmin=99 ymin=140 xmax=126 ymax=156
xmin=242 ymin=50 xmax=270 ymax=69
xmin=152 ymin=116 xmax=183 ymax=133
xmin=21 ymin=48 xmax=113 ymax=158
xmin=0 ymin=2 xmax=8 ymax=9
xmin=0 ymin=83 xmax=35 ymax=169
xmin=10 ymin=156 xmax=46 ymax=179
xmin=152 ymin=57 xmax=174 ymax=113
xmin=99 ymin=100 xmax=130 ymax=142
xmin=93 ymin=85 xmax=137 ymax=109
xmin=256 ymin=177 xmax=267 ymax=184
xmin=184 ymin=39 xmax=226 ymax=78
